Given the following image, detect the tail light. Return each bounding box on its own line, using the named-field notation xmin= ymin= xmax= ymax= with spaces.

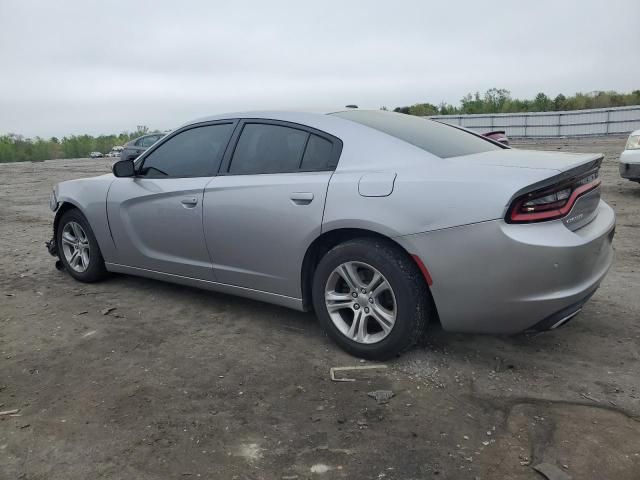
xmin=506 ymin=170 xmax=601 ymax=223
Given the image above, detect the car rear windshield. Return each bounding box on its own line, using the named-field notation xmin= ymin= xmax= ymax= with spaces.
xmin=331 ymin=110 xmax=503 ymax=158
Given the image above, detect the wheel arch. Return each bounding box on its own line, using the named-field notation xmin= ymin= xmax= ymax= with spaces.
xmin=300 ymin=227 xmax=439 ymax=324
xmin=52 ymin=199 xmax=110 ymax=257
xmin=53 ymin=200 xmax=85 ymax=243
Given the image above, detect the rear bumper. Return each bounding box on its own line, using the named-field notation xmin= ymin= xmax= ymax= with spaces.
xmin=619 ymin=162 xmax=640 ymax=181
xmin=396 ymin=200 xmax=615 ymax=334
xmin=526 ymin=289 xmax=596 ymax=332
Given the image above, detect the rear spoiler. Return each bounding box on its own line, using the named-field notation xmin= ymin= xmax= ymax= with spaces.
xmin=432 ymin=121 xmax=510 ymax=149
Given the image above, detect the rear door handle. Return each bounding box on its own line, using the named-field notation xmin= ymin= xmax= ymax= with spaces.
xmin=290 ymin=192 xmax=314 ymax=205
xmin=181 ymin=197 xmax=198 ymax=208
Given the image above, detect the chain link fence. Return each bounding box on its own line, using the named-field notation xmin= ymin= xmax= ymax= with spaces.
xmin=429 ymin=105 xmax=640 ymax=137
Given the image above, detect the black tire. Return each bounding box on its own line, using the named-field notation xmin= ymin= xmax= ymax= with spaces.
xmin=56 ymin=208 xmax=108 ymax=283
xmin=312 ymin=237 xmax=430 ymax=360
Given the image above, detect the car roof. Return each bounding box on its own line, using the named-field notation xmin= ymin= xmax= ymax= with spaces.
xmin=184 ymin=108 xmax=361 ymax=126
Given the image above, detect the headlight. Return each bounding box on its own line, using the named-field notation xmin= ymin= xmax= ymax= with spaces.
xmin=625 ymin=135 xmax=640 ymax=151
xmin=49 ymin=190 xmax=58 ymax=211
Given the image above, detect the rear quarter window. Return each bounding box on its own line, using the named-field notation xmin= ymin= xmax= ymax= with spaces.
xmin=331 ymin=110 xmax=503 ymax=158
xmin=300 ymin=134 xmax=333 ymax=171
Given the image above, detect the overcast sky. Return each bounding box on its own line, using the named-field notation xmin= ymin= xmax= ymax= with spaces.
xmin=0 ymin=0 xmax=637 ymax=138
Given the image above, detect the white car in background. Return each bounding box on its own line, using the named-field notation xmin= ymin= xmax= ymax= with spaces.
xmin=620 ymin=129 xmax=640 ymax=183
xmin=108 ymin=146 xmax=124 ymax=158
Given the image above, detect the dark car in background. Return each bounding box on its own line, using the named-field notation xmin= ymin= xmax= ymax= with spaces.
xmin=120 ymin=133 xmax=165 ymax=162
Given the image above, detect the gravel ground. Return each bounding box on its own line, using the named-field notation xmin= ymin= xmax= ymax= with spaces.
xmin=0 ymin=136 xmax=639 ymax=479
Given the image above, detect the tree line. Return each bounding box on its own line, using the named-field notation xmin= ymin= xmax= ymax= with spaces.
xmin=2 ymin=89 xmax=639 ymax=163
xmin=390 ymin=88 xmax=640 ymax=116
xmin=0 ymin=127 xmax=158 ymax=163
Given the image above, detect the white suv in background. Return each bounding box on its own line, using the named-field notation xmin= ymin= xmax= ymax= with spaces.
xmin=620 ymin=130 xmax=640 ymax=183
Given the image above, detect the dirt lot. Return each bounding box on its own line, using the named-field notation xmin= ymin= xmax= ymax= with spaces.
xmin=1 ymin=136 xmax=639 ymax=479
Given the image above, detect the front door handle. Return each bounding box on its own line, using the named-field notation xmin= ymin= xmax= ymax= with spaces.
xmin=290 ymin=192 xmax=314 ymax=205
xmin=181 ymin=197 xmax=198 ymax=208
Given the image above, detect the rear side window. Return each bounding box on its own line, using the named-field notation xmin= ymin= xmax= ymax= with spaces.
xmin=229 ymin=124 xmax=308 ymax=174
xmin=139 ymin=123 xmax=234 ymax=178
xmin=331 ymin=110 xmax=502 ymax=158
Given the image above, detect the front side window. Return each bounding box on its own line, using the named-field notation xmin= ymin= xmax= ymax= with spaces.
xmin=229 ymin=124 xmax=308 ymax=175
xmin=139 ymin=123 xmax=234 ymax=178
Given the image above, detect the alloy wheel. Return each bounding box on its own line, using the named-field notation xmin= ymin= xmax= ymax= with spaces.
xmin=61 ymin=221 xmax=91 ymax=273
xmin=324 ymin=261 xmax=397 ymax=344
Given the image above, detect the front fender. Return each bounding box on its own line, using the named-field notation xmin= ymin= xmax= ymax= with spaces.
xmin=54 ymin=175 xmax=117 ymax=262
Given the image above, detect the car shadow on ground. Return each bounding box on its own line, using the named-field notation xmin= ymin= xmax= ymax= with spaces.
xmin=97 ymin=269 xmax=611 ymax=371
xmin=105 ymin=271 xmax=320 ymax=330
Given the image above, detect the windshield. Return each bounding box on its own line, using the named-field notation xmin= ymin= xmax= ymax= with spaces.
xmin=331 ymin=110 xmax=503 ymax=158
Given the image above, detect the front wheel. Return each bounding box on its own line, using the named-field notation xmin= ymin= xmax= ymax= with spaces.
xmin=312 ymin=238 xmax=430 ymax=360
xmin=56 ymin=209 xmax=108 ymax=283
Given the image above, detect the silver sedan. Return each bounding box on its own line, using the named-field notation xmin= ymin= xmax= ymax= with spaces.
xmin=47 ymin=110 xmax=615 ymax=359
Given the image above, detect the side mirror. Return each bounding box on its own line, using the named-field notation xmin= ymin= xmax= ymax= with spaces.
xmin=112 ymin=159 xmax=135 ymax=177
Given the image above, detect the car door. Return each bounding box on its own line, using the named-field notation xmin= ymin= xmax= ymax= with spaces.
xmin=202 ymin=120 xmax=342 ymax=298
xmin=107 ymin=121 xmax=236 ymax=279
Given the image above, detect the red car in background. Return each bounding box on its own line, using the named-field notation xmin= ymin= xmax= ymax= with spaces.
xmin=483 ymin=130 xmax=509 ymax=145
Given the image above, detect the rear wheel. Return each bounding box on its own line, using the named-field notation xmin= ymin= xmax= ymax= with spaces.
xmin=56 ymin=209 xmax=108 ymax=283
xmin=312 ymin=238 xmax=430 ymax=360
